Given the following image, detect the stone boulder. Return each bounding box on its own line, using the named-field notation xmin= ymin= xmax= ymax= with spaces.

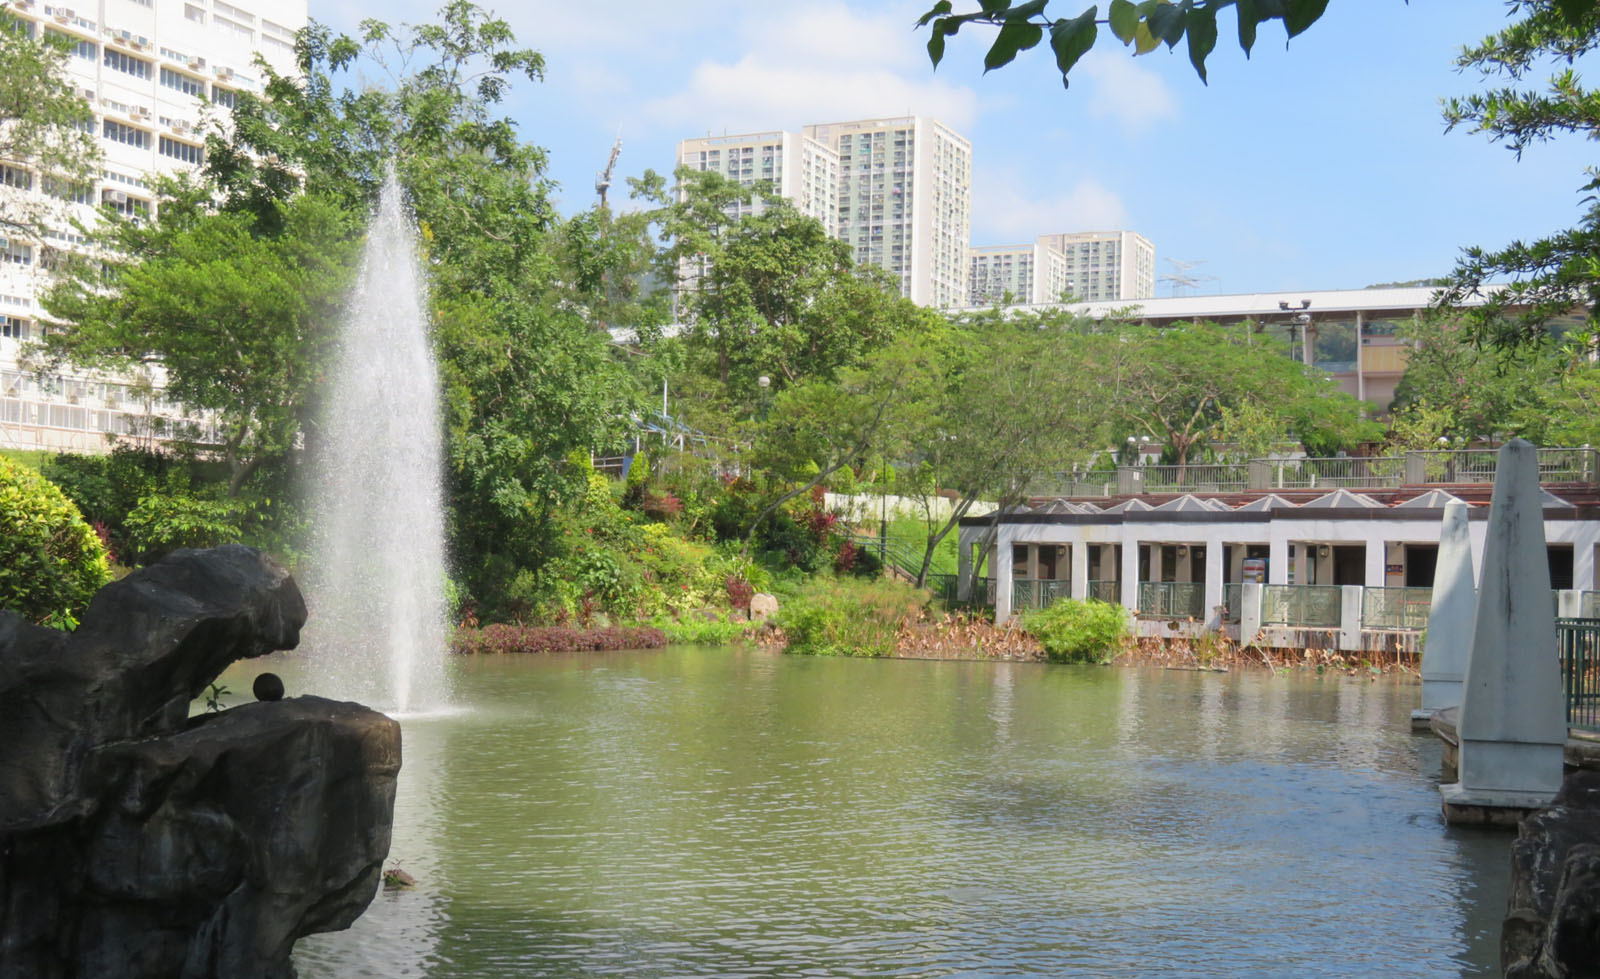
xmin=749 ymin=593 xmax=779 ymax=621
xmin=0 ymin=545 xmax=400 ymax=979
xmin=1504 ymin=768 xmax=1600 ymax=978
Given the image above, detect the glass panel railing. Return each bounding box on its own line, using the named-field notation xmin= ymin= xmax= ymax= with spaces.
xmin=1362 ymin=586 xmax=1432 ymax=631
xmin=1261 ymin=584 xmax=1343 ymax=628
xmin=1137 ymin=581 xmax=1205 ymax=619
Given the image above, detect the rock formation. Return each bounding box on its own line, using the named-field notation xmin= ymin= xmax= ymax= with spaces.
xmin=1504 ymin=769 xmax=1600 ymax=978
xmin=0 ymin=545 xmax=400 ymax=979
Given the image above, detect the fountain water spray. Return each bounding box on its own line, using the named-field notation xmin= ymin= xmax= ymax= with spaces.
xmin=303 ymin=167 xmax=450 ymax=714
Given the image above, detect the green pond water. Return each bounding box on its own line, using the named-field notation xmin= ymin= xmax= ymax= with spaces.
xmin=231 ymin=647 xmax=1509 ymax=977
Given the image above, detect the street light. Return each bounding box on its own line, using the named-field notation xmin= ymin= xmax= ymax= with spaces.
xmin=757 ymin=375 xmax=770 ymax=421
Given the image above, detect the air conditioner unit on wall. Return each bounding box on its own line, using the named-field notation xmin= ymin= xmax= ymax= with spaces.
xmin=188 ymin=56 xmax=205 ymax=69
xmin=214 ymin=66 xmax=233 ymax=80
xmin=104 ymin=189 xmax=127 ymax=203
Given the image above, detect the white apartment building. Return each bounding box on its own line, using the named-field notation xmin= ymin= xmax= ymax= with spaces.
xmin=968 ymin=241 xmax=1069 ymax=306
xmin=1038 ymin=230 xmax=1155 ymax=302
xmin=802 ymin=116 xmax=972 ymax=310
xmin=1 ymin=0 xmax=306 ymax=454
xmin=676 ymin=130 xmax=840 ymax=235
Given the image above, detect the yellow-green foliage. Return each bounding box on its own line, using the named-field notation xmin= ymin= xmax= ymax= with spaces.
xmin=777 ymin=575 xmax=929 ymax=658
xmin=1022 ymin=598 xmax=1130 ymax=664
xmin=0 ymin=456 xmax=111 ymax=628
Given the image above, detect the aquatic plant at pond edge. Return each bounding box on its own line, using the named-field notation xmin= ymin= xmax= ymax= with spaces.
xmin=777 ymin=576 xmax=931 ymax=658
xmin=1022 ymin=598 xmax=1131 ymax=664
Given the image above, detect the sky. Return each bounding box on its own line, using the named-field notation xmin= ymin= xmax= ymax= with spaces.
xmin=319 ymin=1 xmax=1594 ymax=298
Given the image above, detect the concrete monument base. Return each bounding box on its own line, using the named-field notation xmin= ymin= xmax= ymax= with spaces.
xmin=1440 ymin=781 xmax=1554 ymax=828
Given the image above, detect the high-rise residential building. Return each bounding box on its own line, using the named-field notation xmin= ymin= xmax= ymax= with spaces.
xmin=676 ymin=130 xmax=840 ymax=235
xmin=802 ymin=116 xmax=971 ymax=309
xmin=1 ymin=0 xmax=306 ymax=453
xmin=1037 ymin=230 xmax=1156 ymax=302
xmin=968 ymin=242 xmax=1069 ymax=307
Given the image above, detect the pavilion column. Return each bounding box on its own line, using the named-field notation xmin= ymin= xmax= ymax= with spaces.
xmin=1121 ymin=538 xmax=1141 ymax=611
xmin=1071 ymin=540 xmax=1089 ymax=601
xmin=994 ymin=530 xmax=1014 ymax=625
xmin=1204 ymin=541 xmax=1224 ymax=630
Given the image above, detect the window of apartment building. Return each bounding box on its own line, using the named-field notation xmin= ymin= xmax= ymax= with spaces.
xmin=104 ymin=194 xmax=150 ymax=220
xmin=211 ymin=86 xmax=236 ymax=109
xmin=158 ymin=136 xmax=203 ymax=165
xmin=0 ymin=165 xmax=32 ymax=191
xmin=46 ymin=29 xmax=96 ymax=59
xmin=104 ymin=49 xmax=151 ymax=79
xmin=160 ymin=67 xmax=205 ymax=97
xmin=214 ymin=1 xmax=255 ymax=22
xmin=102 ymin=119 xmax=150 ymax=149
xmin=0 ymin=316 xmax=29 ymax=342
xmin=215 ymin=17 xmax=254 ymax=42
xmin=43 ymin=177 xmax=92 ymax=205
xmin=2 ymin=242 xmax=34 ymax=266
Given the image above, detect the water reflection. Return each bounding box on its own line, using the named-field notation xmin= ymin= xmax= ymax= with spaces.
xmin=239 ymin=650 xmax=1515 ymax=977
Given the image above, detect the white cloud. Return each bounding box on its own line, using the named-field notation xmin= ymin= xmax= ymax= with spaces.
xmin=973 ymin=177 xmax=1128 ymax=244
xmin=641 ymin=2 xmax=978 ymax=134
xmin=1075 ymin=52 xmax=1179 ymax=134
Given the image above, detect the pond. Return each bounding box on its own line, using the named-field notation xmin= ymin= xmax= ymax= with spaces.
xmin=239 ymin=648 xmax=1509 ymax=977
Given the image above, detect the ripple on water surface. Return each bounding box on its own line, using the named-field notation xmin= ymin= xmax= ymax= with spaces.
xmin=283 ymin=649 xmax=1510 ymax=978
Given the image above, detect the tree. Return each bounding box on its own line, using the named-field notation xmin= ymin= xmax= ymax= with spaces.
xmin=1436 ymin=1 xmax=1600 ymax=347
xmin=1388 ymin=314 xmax=1554 ymax=442
xmin=0 ymin=11 xmax=99 ymax=240
xmin=900 ymin=308 xmax=1110 ymax=587
xmin=915 ymin=0 xmax=1331 ymax=88
xmin=1094 ymin=320 xmax=1381 ymax=470
xmin=40 ymin=191 xmax=362 ymax=495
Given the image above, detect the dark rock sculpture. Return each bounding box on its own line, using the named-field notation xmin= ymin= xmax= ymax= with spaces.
xmin=0 ymin=545 xmax=401 ymax=979
xmin=1504 ymin=768 xmax=1600 ymax=978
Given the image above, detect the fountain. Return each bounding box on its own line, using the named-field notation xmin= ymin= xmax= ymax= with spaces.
xmin=303 ymin=168 xmax=450 ymax=715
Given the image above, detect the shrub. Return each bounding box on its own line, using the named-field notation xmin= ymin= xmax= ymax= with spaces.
xmin=0 ymin=457 xmax=111 ymax=628
xmin=451 ymin=624 xmax=668 ymax=654
xmin=777 ymin=575 xmax=928 ymax=658
xmin=650 ymin=613 xmax=757 ymax=645
xmin=725 ymin=574 xmax=753 ymax=611
xmin=1022 ymin=599 xmax=1131 ymax=664
xmin=123 ymin=492 xmax=248 ymax=562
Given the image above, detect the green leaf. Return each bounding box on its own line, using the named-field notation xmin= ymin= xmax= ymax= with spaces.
xmin=1235 ymin=0 xmax=1259 ymax=55
xmin=1108 ymin=0 xmax=1139 ymax=43
xmin=928 ymin=20 xmax=948 ymax=65
xmin=1185 ymin=7 xmax=1218 ymax=83
xmin=985 ymin=19 xmax=1046 ymax=72
xmin=1282 ymin=0 xmax=1328 ymax=38
xmin=1147 ymin=2 xmax=1184 ymax=49
xmin=1004 ymin=0 xmax=1050 ymax=21
xmin=916 ymin=1 xmax=954 ymax=28
xmin=1554 ymin=0 xmax=1590 ymax=27
xmin=980 ymin=0 xmax=1012 ymax=12
xmin=1049 ymin=8 xmax=1099 ymax=85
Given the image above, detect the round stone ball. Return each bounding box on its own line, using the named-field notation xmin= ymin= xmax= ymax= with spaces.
xmin=252 ymin=672 xmax=285 ymax=702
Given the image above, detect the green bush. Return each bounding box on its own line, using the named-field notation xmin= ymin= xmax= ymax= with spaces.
xmin=776 ymin=575 xmax=928 ymax=658
xmin=649 ymin=612 xmax=758 ymax=645
xmin=1022 ymin=598 xmax=1131 ymax=664
xmin=123 ymin=492 xmax=248 ymax=561
xmin=0 ymin=457 xmax=111 ymax=628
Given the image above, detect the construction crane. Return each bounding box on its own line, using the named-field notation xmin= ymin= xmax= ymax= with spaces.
xmin=1158 ymin=257 xmax=1218 ymax=297
xmin=595 ymin=135 xmax=622 ymax=208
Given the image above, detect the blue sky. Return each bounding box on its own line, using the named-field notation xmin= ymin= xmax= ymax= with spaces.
xmin=321 ymin=1 xmax=1593 ymax=297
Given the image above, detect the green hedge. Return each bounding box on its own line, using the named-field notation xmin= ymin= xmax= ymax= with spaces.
xmin=777 ymin=575 xmax=929 ymax=658
xmin=0 ymin=457 xmax=111 ymax=628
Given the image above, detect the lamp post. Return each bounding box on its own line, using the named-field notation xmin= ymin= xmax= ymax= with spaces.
xmin=757 ymin=374 xmax=770 ymax=421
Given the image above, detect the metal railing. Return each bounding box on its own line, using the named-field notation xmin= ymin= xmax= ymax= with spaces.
xmin=1557 ymin=618 xmax=1600 ymax=733
xmin=1265 ymin=455 xmax=1408 ymax=490
xmin=1027 ymin=446 xmax=1599 ymax=497
xmin=1009 ymin=578 xmax=1072 ymax=611
xmin=1137 ymin=581 xmax=1205 ymax=619
xmin=1262 ymin=584 xmax=1342 ymax=628
xmin=1134 ymin=463 xmax=1250 ymax=494
xmin=1088 ymin=579 xmax=1118 ymax=604
xmin=1362 ymin=586 xmax=1432 ymax=631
